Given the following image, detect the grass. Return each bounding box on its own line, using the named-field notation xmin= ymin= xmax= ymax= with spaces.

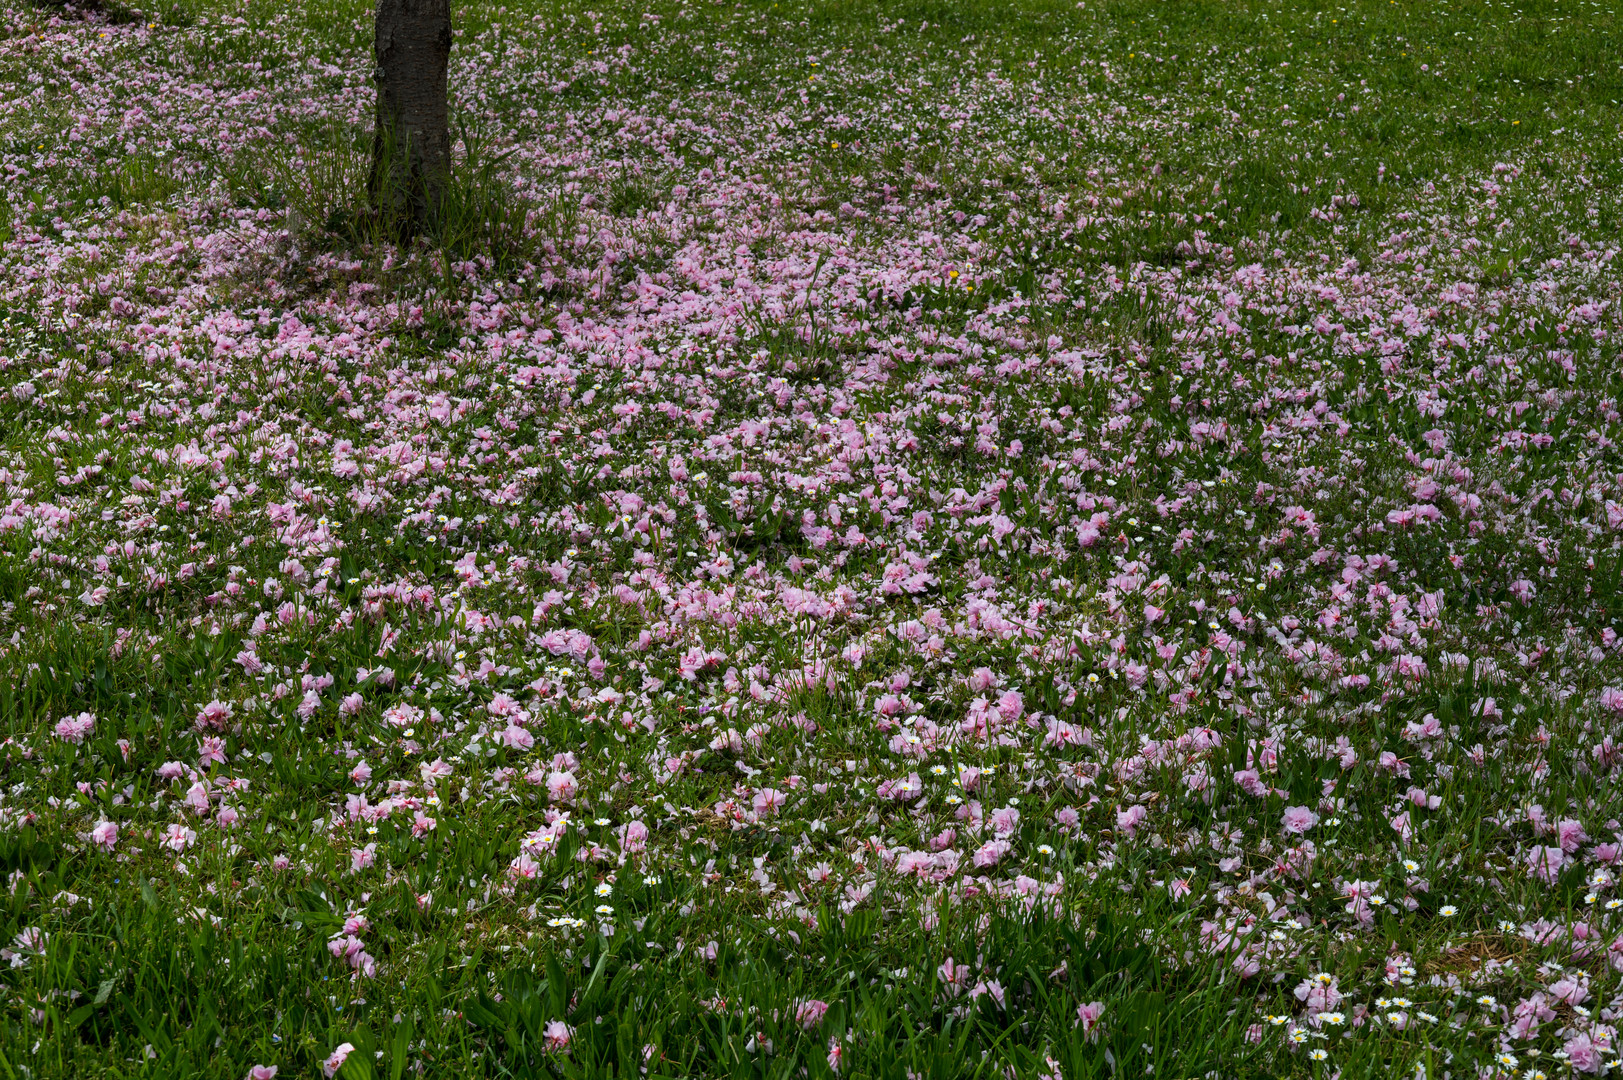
xmin=0 ymin=0 xmax=1621 ymax=1076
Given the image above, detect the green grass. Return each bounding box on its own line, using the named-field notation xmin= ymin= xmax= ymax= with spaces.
xmin=0 ymin=0 xmax=1620 ymax=1076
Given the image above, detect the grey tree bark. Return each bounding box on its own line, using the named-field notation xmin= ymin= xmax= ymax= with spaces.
xmin=370 ymin=0 xmax=452 ymax=234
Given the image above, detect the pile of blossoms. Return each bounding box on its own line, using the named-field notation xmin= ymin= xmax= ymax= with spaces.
xmin=0 ymin=0 xmax=1621 ymax=1075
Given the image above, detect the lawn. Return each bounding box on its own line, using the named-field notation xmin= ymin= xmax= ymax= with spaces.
xmin=1 ymin=0 xmax=1622 ymax=1075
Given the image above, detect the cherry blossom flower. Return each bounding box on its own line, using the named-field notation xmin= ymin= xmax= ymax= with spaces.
xmin=321 ymin=1043 xmax=354 ymax=1078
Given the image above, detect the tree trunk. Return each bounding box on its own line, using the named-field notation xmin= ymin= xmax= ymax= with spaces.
xmin=370 ymin=0 xmax=452 ymax=234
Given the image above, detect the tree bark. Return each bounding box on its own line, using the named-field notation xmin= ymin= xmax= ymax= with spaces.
xmin=370 ymin=0 xmax=452 ymax=234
